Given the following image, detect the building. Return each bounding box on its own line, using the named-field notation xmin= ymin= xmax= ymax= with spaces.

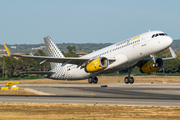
xmin=13 ymin=53 xmax=26 ymax=55
xmin=76 ymin=52 xmax=87 ymax=56
xmin=12 ymin=53 xmax=26 ymax=59
xmin=31 ymin=46 xmax=46 ymax=50
xmin=0 ymin=49 xmax=6 ymax=52
xmin=10 ymin=46 xmax=16 ymax=49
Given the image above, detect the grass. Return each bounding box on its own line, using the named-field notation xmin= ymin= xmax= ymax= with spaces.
xmin=0 ymin=90 xmax=38 ymax=95
xmin=167 ymin=73 xmax=180 ymax=76
xmin=0 ymin=75 xmax=42 ymax=80
xmin=0 ymin=78 xmax=10 ymax=81
xmin=134 ymin=73 xmax=148 ymax=76
xmin=0 ymin=103 xmax=179 ymax=120
xmin=1 ymin=76 xmax=180 ymax=84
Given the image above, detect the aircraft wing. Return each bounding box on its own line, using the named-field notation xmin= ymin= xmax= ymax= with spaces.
xmin=135 ymin=47 xmax=176 ymax=67
xmin=3 ymin=43 xmax=116 ymax=66
xmin=162 ymin=47 xmax=177 ymax=60
xmin=12 ymin=54 xmax=90 ymax=65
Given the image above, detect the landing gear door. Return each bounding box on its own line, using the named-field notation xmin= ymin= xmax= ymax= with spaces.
xmin=141 ymin=34 xmax=147 ymax=46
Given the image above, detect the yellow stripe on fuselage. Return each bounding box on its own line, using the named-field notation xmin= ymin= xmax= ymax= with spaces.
xmin=3 ymin=43 xmax=11 ymax=55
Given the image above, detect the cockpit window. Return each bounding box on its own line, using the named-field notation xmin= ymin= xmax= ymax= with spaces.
xmin=159 ymin=33 xmax=165 ymax=36
xmin=151 ymin=33 xmax=168 ymax=38
xmin=152 ymin=34 xmax=155 ymax=38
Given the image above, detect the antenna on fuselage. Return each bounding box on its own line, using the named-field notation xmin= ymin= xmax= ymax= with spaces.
xmin=148 ymin=29 xmax=150 ymax=32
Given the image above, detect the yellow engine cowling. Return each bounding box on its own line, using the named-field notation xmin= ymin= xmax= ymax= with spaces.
xmin=85 ymin=57 xmax=109 ymax=72
xmin=140 ymin=58 xmax=164 ymax=73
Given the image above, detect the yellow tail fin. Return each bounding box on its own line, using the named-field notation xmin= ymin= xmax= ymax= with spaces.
xmin=3 ymin=43 xmax=11 ymax=55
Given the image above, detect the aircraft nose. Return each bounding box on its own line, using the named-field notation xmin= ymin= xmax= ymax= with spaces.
xmin=164 ymin=36 xmax=173 ymax=47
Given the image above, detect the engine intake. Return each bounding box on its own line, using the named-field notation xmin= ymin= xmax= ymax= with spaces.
xmin=140 ymin=58 xmax=164 ymax=73
xmin=85 ymin=57 xmax=109 ymax=73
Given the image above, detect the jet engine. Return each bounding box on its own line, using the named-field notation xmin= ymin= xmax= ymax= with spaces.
xmin=85 ymin=57 xmax=109 ymax=72
xmin=140 ymin=58 xmax=164 ymax=73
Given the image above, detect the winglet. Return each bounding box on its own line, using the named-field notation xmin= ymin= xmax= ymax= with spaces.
xmin=169 ymin=47 xmax=177 ymax=59
xmin=3 ymin=43 xmax=11 ymax=55
xmin=162 ymin=47 xmax=177 ymax=60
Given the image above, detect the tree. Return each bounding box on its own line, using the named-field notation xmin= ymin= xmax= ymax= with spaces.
xmin=156 ymin=49 xmax=178 ymax=74
xmin=164 ymin=58 xmax=180 ymax=74
xmin=67 ymin=45 xmax=76 ymax=54
xmin=62 ymin=45 xmax=78 ymax=57
xmin=34 ymin=49 xmax=47 ymax=56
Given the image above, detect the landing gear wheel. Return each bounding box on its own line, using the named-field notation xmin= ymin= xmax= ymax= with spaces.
xmin=88 ymin=78 xmax=93 ymax=84
xmin=93 ymin=77 xmax=98 ymax=84
xmin=124 ymin=77 xmax=129 ymax=84
xmin=153 ymin=63 xmax=158 ymax=67
xmin=124 ymin=77 xmax=134 ymax=84
xmin=129 ymin=77 xmax=134 ymax=84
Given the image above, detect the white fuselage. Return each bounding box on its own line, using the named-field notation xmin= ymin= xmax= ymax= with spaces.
xmin=50 ymin=31 xmax=173 ymax=80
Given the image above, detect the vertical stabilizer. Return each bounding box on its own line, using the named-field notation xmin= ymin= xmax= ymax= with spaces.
xmin=44 ymin=36 xmax=64 ymax=69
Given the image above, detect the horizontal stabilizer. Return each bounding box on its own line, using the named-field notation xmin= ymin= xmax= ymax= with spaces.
xmin=19 ymin=71 xmax=55 ymax=75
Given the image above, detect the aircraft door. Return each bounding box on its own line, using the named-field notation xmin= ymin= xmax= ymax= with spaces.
xmin=141 ymin=34 xmax=147 ymax=46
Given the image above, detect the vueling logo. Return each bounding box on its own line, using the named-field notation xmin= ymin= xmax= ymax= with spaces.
xmin=131 ymin=35 xmax=140 ymax=41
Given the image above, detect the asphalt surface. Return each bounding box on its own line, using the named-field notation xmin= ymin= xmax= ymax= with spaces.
xmin=0 ymin=82 xmax=180 ymax=107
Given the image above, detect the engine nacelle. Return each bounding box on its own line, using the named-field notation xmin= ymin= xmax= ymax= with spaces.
xmin=140 ymin=58 xmax=164 ymax=73
xmin=85 ymin=57 xmax=109 ymax=73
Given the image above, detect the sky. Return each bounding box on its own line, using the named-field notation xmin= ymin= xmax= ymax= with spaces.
xmin=0 ymin=0 xmax=180 ymax=44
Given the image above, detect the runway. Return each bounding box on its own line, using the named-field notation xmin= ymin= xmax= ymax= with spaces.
xmin=0 ymin=82 xmax=180 ymax=107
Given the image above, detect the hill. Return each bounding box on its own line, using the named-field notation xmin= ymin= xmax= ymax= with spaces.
xmin=0 ymin=39 xmax=179 ymax=54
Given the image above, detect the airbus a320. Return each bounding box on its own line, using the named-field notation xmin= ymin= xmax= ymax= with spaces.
xmin=3 ymin=30 xmax=176 ymax=84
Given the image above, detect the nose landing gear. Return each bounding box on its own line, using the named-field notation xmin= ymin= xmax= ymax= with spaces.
xmin=150 ymin=54 xmax=158 ymax=68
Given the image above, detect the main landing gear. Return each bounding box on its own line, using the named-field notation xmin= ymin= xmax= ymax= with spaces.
xmin=88 ymin=76 xmax=98 ymax=84
xmin=124 ymin=77 xmax=134 ymax=84
xmin=124 ymin=67 xmax=134 ymax=84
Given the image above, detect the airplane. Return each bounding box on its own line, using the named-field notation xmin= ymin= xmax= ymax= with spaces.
xmin=3 ymin=30 xmax=177 ymax=84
